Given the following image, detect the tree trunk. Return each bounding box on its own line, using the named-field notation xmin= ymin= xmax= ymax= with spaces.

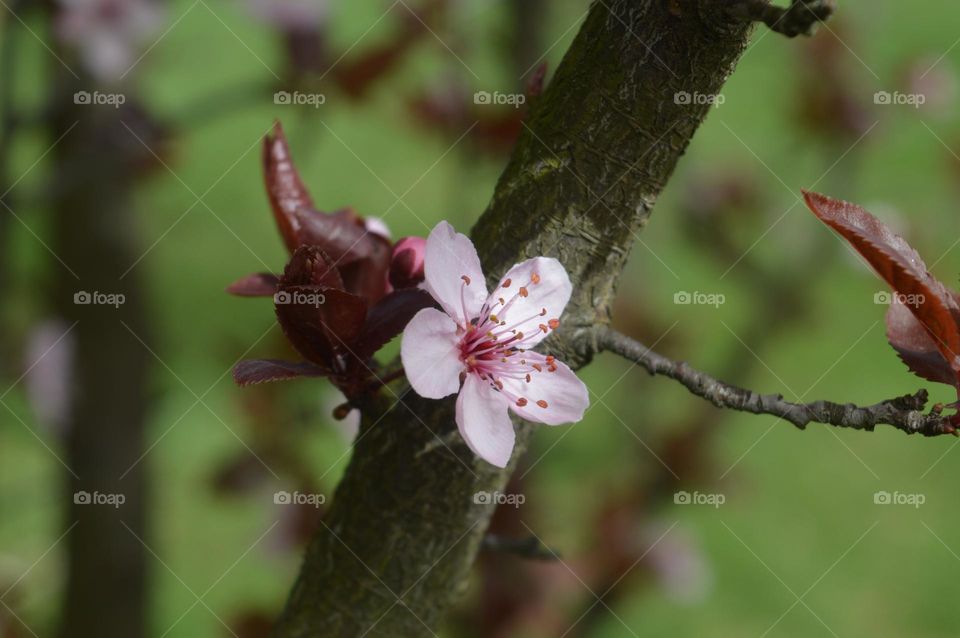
xmin=273 ymin=2 xmax=753 ymax=635
xmin=50 ymin=80 xmax=152 ymax=638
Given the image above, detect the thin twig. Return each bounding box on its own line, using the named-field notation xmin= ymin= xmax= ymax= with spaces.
xmin=481 ymin=534 xmax=560 ymax=561
xmin=598 ymin=326 xmax=956 ymax=436
xmin=730 ymin=0 xmax=835 ymax=37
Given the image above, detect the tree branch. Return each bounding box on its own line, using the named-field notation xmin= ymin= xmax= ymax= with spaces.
xmin=730 ymin=0 xmax=835 ymax=37
xmin=273 ymin=2 xmax=756 ymax=635
xmin=481 ymin=534 xmax=560 ymax=561
xmin=598 ymin=326 xmax=957 ymax=436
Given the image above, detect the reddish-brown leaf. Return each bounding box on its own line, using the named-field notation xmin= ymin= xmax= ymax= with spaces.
xmin=886 ymin=300 xmax=957 ymax=385
xmin=233 ymin=359 xmax=329 ymax=386
xmin=356 ymin=288 xmax=435 ymax=359
xmin=263 ymin=121 xmax=314 ymax=252
xmin=803 ymin=190 xmax=960 ymax=379
xmin=226 ymin=272 xmax=280 ymax=297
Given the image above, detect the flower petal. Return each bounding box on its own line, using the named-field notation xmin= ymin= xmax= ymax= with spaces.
xmin=487 ymin=257 xmax=572 ymax=349
xmin=424 ymin=221 xmax=487 ymax=324
xmin=401 ymin=308 xmax=463 ymax=399
xmin=456 ymin=373 xmax=515 ymax=467
xmin=500 ymin=352 xmax=589 ymax=425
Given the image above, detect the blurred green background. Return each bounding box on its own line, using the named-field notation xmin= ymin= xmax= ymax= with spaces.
xmin=4 ymin=0 xmax=960 ymax=636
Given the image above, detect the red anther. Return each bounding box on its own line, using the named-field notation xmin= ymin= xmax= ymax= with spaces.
xmin=516 ymin=398 xmax=528 ymax=407
xmin=525 ymin=374 xmax=531 ymax=382
xmin=548 ymin=364 xmax=557 ymax=372
xmin=531 ymin=363 xmax=542 ymax=372
xmin=519 ymin=287 xmax=529 ymax=297
xmin=495 ymin=379 xmax=504 ymax=389
xmin=545 ymin=355 xmax=555 ymax=363
xmin=531 ymin=273 xmax=541 ymax=284
xmin=540 ymin=308 xmax=547 ymax=316
xmin=539 ymin=324 xmax=548 ymax=333
xmin=502 ymin=278 xmax=512 ymax=288
xmin=548 ymin=319 xmax=560 ymax=329
xmin=461 ymin=275 xmax=471 ymax=285
xmin=536 ymin=400 xmax=548 ymax=408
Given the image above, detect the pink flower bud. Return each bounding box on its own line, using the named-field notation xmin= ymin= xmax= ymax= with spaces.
xmin=389 ymin=236 xmax=426 ymax=289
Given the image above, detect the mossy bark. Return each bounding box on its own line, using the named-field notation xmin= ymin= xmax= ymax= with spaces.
xmin=273 ymin=2 xmax=753 ymax=636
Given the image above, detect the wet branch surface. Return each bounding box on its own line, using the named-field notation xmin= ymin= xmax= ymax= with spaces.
xmin=598 ymin=326 xmax=957 ymax=436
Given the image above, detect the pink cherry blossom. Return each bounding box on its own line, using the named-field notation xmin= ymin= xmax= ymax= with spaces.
xmin=401 ymin=221 xmax=589 ymax=467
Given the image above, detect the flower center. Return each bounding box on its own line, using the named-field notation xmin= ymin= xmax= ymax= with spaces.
xmin=456 ymin=272 xmax=561 ymax=408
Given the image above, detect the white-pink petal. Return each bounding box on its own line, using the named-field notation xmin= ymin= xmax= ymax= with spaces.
xmin=501 ymin=352 xmax=589 ymax=425
xmin=400 ymin=308 xmax=463 ymax=399
xmin=488 ymin=257 xmax=571 ymax=349
xmin=456 ymin=373 xmax=516 ymax=468
xmin=424 ymin=221 xmax=488 ymax=325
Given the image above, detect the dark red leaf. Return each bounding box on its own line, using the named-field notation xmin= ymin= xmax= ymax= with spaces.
xmin=233 ymin=359 xmax=329 ymax=386
xmin=263 ymin=121 xmax=315 ymax=253
xmin=275 ymin=286 xmax=367 ymax=367
xmin=356 ymin=288 xmax=435 ymax=359
xmin=803 ymin=190 xmax=960 ymax=381
xmin=263 ymin=125 xmax=388 ymax=278
xmin=226 ymin=272 xmax=280 ymax=297
xmin=886 ymin=301 xmax=957 ymax=385
xmin=282 ymin=246 xmax=344 ymax=290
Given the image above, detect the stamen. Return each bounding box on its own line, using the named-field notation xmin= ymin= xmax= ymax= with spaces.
xmin=516 ymin=398 xmax=528 ymax=407
xmin=532 ymin=364 xmax=542 ymax=372
xmin=461 ymin=275 xmax=471 ymax=285
xmin=502 ymin=278 xmax=512 ymax=288
xmin=531 ymin=273 xmax=541 ymax=284
xmin=548 ymin=318 xmax=560 ymax=329
xmin=536 ymin=400 xmax=548 ymax=408
xmin=519 ymin=287 xmax=529 ymax=298
xmin=539 ymin=324 xmax=548 ymax=333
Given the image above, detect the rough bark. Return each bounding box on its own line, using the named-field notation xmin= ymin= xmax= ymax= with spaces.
xmin=273 ymin=2 xmax=753 ymax=636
